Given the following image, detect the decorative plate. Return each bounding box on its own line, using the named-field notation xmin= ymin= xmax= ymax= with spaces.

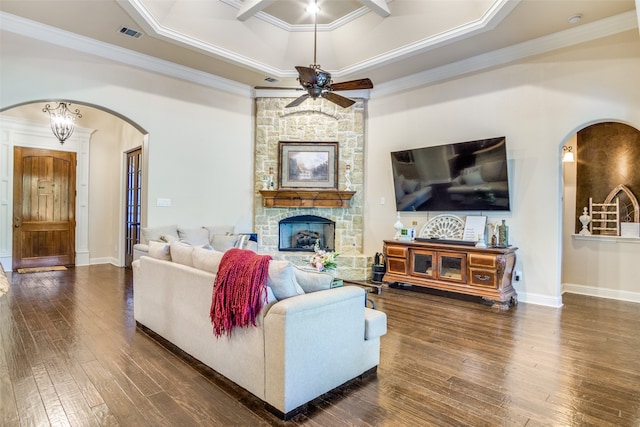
xmin=419 ymin=214 xmax=465 ymax=239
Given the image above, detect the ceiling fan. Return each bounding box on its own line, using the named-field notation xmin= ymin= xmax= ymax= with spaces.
xmin=286 ymin=1 xmax=374 ymax=108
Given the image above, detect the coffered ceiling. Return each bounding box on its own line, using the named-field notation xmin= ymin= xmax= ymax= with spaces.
xmin=1 ymin=0 xmax=638 ymax=95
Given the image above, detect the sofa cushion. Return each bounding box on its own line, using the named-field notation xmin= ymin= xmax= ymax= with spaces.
xmin=148 ymin=241 xmax=171 ymax=261
xmin=192 ymin=247 xmax=225 ymax=274
xmin=211 ymin=234 xmax=239 ymax=251
xmin=178 ymin=227 xmax=210 ymax=246
xmin=364 ymin=308 xmax=387 ymax=340
xmin=141 ymin=224 xmax=178 ymax=244
xmin=170 ymin=241 xmax=196 ymax=267
xmin=292 ymin=265 xmax=334 ymax=293
xmin=267 ymin=260 xmax=305 ymax=300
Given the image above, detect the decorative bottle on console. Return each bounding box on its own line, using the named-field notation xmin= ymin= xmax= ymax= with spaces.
xmin=498 ymin=220 xmax=509 ymax=247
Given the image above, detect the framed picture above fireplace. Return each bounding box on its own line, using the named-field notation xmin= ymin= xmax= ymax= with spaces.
xmin=278 ymin=141 xmax=338 ymax=189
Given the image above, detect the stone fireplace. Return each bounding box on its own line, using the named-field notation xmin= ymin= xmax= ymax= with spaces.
xmin=253 ymin=97 xmax=372 ymax=280
xmin=279 ymin=215 xmax=335 ymax=252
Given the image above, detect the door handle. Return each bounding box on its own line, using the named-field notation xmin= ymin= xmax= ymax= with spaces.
xmin=14 ymin=217 xmax=20 ymax=228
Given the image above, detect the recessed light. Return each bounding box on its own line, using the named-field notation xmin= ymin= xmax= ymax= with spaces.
xmin=568 ymin=14 xmax=582 ymax=25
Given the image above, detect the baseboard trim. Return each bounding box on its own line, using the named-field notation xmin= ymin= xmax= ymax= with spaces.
xmin=563 ymin=283 xmax=640 ymax=303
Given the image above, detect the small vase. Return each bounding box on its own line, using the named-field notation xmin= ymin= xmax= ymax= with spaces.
xmin=498 ymin=220 xmax=509 ymax=247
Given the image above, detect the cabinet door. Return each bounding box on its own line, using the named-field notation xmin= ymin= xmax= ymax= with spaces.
xmin=385 ymin=245 xmax=408 ymax=275
xmin=410 ymin=250 xmax=435 ymax=278
xmin=438 ymin=252 xmax=467 ymax=283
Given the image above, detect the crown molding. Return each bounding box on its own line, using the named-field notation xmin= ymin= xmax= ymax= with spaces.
xmin=0 ymin=12 xmax=252 ymax=98
xmin=219 ymin=0 xmax=377 ymax=32
xmin=373 ymin=10 xmax=639 ymax=98
xmin=2 ymin=7 xmax=637 ymax=100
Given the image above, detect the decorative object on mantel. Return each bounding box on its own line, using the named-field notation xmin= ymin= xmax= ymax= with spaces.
xmin=419 ymin=214 xmax=465 ymax=240
xmin=344 ymin=164 xmax=352 ymax=191
xmin=268 ymin=167 xmax=275 ymax=190
xmin=393 ymin=213 xmax=404 ymax=240
xmin=259 ymin=189 xmax=355 ymax=208
xmin=262 ymin=175 xmax=269 ymax=191
xmin=43 ymin=102 xmax=82 ymax=145
xmin=579 ymin=207 xmax=591 ymax=235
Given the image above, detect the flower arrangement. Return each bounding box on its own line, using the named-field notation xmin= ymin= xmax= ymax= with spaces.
xmin=309 ymin=241 xmax=339 ymax=272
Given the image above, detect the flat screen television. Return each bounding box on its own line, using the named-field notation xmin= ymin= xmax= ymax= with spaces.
xmin=391 ymin=136 xmax=511 ymax=212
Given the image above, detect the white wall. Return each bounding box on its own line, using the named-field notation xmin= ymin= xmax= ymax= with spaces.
xmin=0 ymin=31 xmax=255 ymax=266
xmin=366 ymin=31 xmax=640 ymax=306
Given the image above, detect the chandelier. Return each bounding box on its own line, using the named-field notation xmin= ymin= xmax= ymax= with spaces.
xmin=43 ymin=102 xmax=82 ymax=145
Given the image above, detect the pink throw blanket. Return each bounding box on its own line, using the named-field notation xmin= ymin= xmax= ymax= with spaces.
xmin=210 ymin=248 xmax=272 ymax=337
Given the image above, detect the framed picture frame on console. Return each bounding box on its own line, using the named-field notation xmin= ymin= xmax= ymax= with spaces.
xmin=278 ymin=141 xmax=339 ymax=189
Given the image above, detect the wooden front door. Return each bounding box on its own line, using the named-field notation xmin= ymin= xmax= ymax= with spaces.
xmin=12 ymin=147 xmax=76 ymax=269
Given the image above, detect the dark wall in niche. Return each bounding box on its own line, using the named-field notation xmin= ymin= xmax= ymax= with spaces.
xmin=575 ymin=122 xmax=640 ymax=234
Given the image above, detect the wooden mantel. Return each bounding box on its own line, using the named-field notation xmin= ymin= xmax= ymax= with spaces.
xmin=259 ymin=189 xmax=355 ymax=208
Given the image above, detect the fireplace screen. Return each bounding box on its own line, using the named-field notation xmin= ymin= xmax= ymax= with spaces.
xmin=278 ymin=215 xmax=335 ymax=252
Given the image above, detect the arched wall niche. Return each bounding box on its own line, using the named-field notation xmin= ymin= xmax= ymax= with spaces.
xmin=0 ymin=100 xmax=148 ymax=269
xmin=574 ymin=121 xmax=640 ymax=234
xmin=561 ymin=120 xmax=640 ymax=303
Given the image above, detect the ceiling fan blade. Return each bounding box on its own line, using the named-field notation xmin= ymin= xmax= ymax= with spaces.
xmin=330 ymin=78 xmax=374 ymax=91
xmin=285 ymin=94 xmax=310 ymax=108
xmin=295 ymin=66 xmax=317 ymax=85
xmin=323 ymin=92 xmax=355 ymax=108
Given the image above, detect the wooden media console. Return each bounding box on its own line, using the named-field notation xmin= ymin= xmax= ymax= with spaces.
xmin=383 ymin=240 xmax=518 ymax=310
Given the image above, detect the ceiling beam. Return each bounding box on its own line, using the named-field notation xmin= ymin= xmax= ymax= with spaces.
xmin=236 ymin=0 xmax=275 ymax=22
xmin=359 ymin=0 xmax=391 ymax=17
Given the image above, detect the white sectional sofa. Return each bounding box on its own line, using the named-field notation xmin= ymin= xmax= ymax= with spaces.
xmin=132 ymin=242 xmax=387 ymax=419
xmin=133 ymin=224 xmax=257 ymax=261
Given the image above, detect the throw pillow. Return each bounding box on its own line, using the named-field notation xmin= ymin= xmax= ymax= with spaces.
xmin=292 ymin=265 xmax=334 ymax=293
xmin=211 ymin=234 xmax=238 ymax=252
xmin=177 ymin=227 xmax=210 ymax=246
xmin=192 ymin=247 xmax=225 ymax=273
xmin=170 ymin=241 xmax=195 ymax=267
xmin=148 ymin=241 xmax=171 ymax=261
xmin=141 ymin=224 xmax=178 ymax=244
xmin=267 ymin=260 xmax=305 ymax=300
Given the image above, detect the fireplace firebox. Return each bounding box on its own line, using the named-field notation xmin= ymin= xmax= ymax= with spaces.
xmin=278 ymin=215 xmax=335 ymax=252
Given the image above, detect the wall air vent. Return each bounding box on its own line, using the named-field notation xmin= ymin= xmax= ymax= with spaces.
xmin=118 ymin=26 xmax=144 ymax=39
xmin=264 ymin=77 xmax=279 ymax=83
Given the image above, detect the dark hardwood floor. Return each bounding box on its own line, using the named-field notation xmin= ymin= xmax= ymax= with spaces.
xmin=1 ymin=264 xmax=639 ymax=426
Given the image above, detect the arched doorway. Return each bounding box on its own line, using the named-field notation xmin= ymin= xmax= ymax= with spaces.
xmin=0 ymin=101 xmax=148 ymax=270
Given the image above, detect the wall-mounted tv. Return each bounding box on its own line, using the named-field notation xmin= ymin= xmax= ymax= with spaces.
xmin=391 ymin=136 xmax=511 ymax=212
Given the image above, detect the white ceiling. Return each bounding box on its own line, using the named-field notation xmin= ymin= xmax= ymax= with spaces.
xmin=0 ymin=0 xmax=638 ymax=95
